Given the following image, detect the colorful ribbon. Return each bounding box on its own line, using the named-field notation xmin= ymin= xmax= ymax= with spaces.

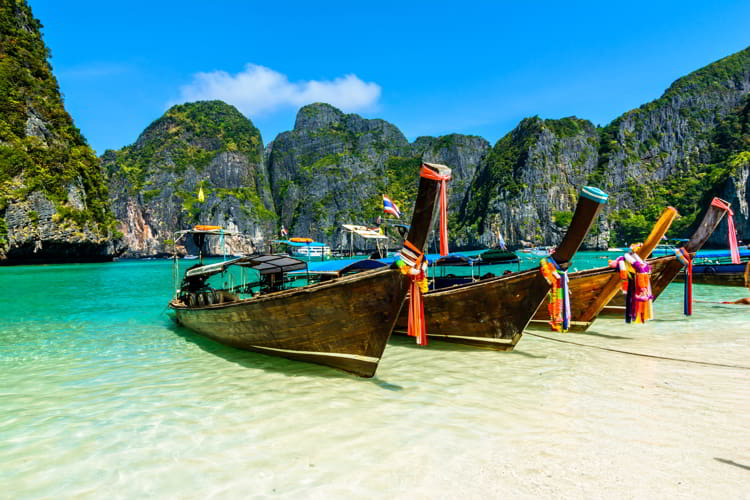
xmin=540 ymin=257 xmax=570 ymax=332
xmin=398 ymin=240 xmax=429 ymax=345
xmin=419 ymin=165 xmax=452 ymax=257
xmin=675 ymin=248 xmax=693 ymax=316
xmin=611 ymin=251 xmax=653 ymax=324
xmin=710 ymin=198 xmax=740 ymax=264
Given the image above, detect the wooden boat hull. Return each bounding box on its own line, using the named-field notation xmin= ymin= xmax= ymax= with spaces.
xmin=529 ymin=265 xmax=629 ymax=332
xmin=534 ymin=256 xmax=676 ymax=324
xmin=172 ymin=268 xmax=405 ymax=377
xmin=395 ymin=186 xmax=608 ymax=349
xmin=673 ymin=261 xmax=750 ymax=287
xmin=168 ymin=161 xmax=450 ymax=377
xmin=535 ymin=200 xmax=730 ymax=328
xmin=395 ymin=269 xmax=548 ymax=350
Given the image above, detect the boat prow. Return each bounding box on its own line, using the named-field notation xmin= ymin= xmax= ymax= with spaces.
xmin=395 ymin=185 xmax=608 ymax=350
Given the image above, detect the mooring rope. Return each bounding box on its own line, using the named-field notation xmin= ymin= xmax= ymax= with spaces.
xmin=524 ymin=331 xmax=750 ymax=370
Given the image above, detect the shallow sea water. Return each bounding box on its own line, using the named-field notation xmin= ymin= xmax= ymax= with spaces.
xmin=1 ymin=254 xmax=749 ymax=499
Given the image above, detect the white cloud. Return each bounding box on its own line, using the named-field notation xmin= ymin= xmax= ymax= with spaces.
xmin=171 ymin=64 xmax=381 ymax=115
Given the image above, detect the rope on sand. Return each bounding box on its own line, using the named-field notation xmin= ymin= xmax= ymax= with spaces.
xmin=524 ymin=331 xmax=750 ymax=370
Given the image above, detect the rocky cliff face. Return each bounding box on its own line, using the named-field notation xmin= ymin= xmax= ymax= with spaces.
xmin=0 ymin=0 xmax=120 ymax=263
xmin=265 ymin=103 xmax=488 ymax=251
xmin=102 ymin=47 xmax=749 ymax=255
xmin=457 ymin=46 xmax=750 ymax=248
xmin=456 ymin=117 xmax=603 ymax=249
xmin=105 ymin=101 xmax=275 ymax=257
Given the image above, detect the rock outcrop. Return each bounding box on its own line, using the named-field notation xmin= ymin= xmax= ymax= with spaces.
xmin=104 ymin=101 xmax=275 ymax=257
xmin=456 ymin=117 xmax=603 ymax=249
xmin=265 ymin=103 xmax=488 ymax=251
xmin=456 ymin=46 xmax=750 ymax=248
xmin=0 ymin=0 xmax=120 ymax=263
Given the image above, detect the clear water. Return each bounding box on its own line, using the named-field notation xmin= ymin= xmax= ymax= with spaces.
xmin=1 ymin=253 xmax=749 ymax=499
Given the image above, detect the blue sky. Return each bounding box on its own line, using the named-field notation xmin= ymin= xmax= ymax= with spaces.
xmin=30 ymin=0 xmax=750 ymax=155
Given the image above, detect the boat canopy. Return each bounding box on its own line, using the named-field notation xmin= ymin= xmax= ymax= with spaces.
xmin=435 ymin=254 xmax=474 ymax=266
xmin=273 ymin=239 xmax=329 ymax=247
xmin=338 ymin=259 xmax=388 ymax=274
xmin=342 ymin=224 xmax=388 ymax=240
xmin=479 ymin=248 xmax=520 ymax=263
xmin=185 ymin=254 xmax=308 ymax=278
xmin=174 ymin=227 xmax=240 ymax=238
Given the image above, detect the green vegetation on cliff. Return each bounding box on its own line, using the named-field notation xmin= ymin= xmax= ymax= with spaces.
xmin=108 ymin=101 xmax=263 ymax=192
xmin=460 ymin=117 xmax=541 ymax=232
xmin=0 ymin=0 xmax=115 ymax=244
xmin=599 ymin=47 xmax=750 ymax=245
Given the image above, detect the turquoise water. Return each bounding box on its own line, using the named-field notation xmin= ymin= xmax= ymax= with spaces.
xmin=1 ymin=253 xmax=749 ymax=498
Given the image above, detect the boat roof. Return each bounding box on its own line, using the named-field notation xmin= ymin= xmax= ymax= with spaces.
xmin=273 ymin=239 xmax=330 ymax=247
xmin=338 ymin=259 xmax=389 ymax=273
xmin=436 ymin=254 xmax=474 ymax=265
xmin=185 ymin=254 xmax=308 ymax=278
xmin=341 ymin=224 xmax=388 ymax=240
xmin=174 ymin=227 xmax=240 ymax=237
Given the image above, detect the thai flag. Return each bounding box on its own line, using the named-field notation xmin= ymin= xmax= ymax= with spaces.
xmin=383 ymin=195 xmax=401 ymax=218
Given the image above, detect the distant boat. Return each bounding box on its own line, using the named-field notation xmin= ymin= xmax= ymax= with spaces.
xmin=183 ymin=255 xmax=198 ymax=260
xmin=167 ymin=162 xmax=449 ymax=377
xmin=674 ymin=259 xmax=750 ymax=287
xmin=273 ymin=238 xmax=332 ymax=258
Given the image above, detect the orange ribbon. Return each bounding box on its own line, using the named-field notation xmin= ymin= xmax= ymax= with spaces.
xmin=420 ymin=166 xmax=452 ymax=257
xmin=401 ymin=240 xmax=428 ymax=345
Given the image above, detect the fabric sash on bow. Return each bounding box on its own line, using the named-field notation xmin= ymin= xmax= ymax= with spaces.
xmin=419 ymin=166 xmax=452 ymax=256
xmin=710 ymin=198 xmax=740 ymax=264
xmin=399 ymin=240 xmax=428 ymax=345
xmin=675 ymin=248 xmax=693 ymax=316
xmin=540 ymin=256 xmax=570 ymax=332
xmin=609 ymin=251 xmax=653 ymax=323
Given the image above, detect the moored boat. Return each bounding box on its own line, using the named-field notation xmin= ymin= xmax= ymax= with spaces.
xmin=528 ymin=206 xmax=679 ymax=332
xmin=168 ymin=162 xmax=450 ymax=377
xmin=673 ymin=259 xmax=750 ymax=287
xmin=600 ymin=198 xmax=732 ymax=317
xmin=393 ymin=186 xmax=608 ymax=349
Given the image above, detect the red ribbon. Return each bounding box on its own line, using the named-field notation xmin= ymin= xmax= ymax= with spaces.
xmin=711 ymin=198 xmax=740 ymax=264
xmin=420 ymin=166 xmax=452 ymax=256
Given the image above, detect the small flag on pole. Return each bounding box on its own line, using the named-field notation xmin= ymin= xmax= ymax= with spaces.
xmin=198 ymin=186 xmax=205 ymax=202
xmin=383 ymin=195 xmax=401 ymax=218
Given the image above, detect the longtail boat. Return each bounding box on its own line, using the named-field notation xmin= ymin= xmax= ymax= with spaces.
xmin=674 ymin=259 xmax=750 ymax=287
xmin=168 ymin=162 xmax=450 ymax=377
xmin=393 ymin=186 xmax=608 ymax=350
xmin=528 ymin=206 xmax=679 ymax=332
xmin=600 ymin=198 xmax=730 ymax=317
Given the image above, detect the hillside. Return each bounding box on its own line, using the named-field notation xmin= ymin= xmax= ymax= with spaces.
xmin=0 ymin=0 xmax=119 ymax=263
xmin=104 ymin=100 xmax=275 ymax=257
xmin=457 ymin=46 xmax=750 ymax=248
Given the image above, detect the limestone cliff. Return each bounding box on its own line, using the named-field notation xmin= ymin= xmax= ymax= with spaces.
xmin=457 ymin=46 xmax=750 ymax=248
xmin=0 ymin=0 xmax=120 ymax=263
xmin=265 ymin=103 xmax=488 ymax=251
xmin=105 ymin=101 xmax=275 ymax=257
xmin=456 ymin=117 xmax=603 ymax=249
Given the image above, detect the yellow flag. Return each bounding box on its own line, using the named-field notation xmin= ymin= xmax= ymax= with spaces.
xmin=198 ymin=186 xmax=205 ymax=202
